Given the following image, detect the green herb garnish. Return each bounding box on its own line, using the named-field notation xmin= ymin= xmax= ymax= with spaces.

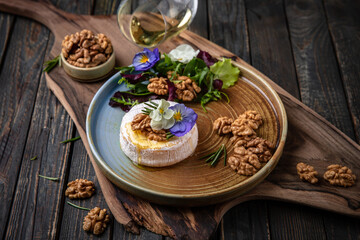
xmin=142 ymin=100 xmax=159 ymax=115
xmin=30 ymin=156 xmax=37 ymax=161
xmin=115 ymin=66 xmax=135 ymax=74
xmin=201 ymin=144 xmax=226 ymax=167
xmin=67 ymin=201 xmax=91 ymax=211
xmin=166 ymin=132 xmax=174 ymax=140
xmin=38 ymin=174 xmax=59 ymax=181
xmin=111 ymin=96 xmax=139 ymax=107
xmin=43 ymin=55 xmax=61 ymax=73
xmin=60 ymin=136 xmax=81 ymax=144
xmin=200 ymin=90 xmax=229 ymax=112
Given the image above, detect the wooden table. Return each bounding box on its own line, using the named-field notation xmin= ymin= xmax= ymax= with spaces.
xmin=1 ymin=0 xmax=359 ymax=239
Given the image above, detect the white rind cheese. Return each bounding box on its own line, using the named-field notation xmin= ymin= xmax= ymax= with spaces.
xmin=120 ymin=100 xmax=198 ymax=167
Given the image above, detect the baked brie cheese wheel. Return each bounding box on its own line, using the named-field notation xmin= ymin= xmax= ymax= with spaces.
xmin=120 ymin=101 xmax=198 ymax=167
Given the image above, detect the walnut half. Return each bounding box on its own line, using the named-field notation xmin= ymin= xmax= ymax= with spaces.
xmin=83 ymin=207 xmax=110 ymax=235
xmin=323 ymin=164 xmax=356 ymax=187
xmin=147 ymin=77 xmax=168 ymax=95
xmin=131 ymin=113 xmax=167 ymax=141
xmin=296 ymin=163 xmax=319 ymax=184
xmin=65 ymin=179 xmax=95 ymax=199
xmin=231 ymin=110 xmax=263 ymax=137
xmin=213 ymin=117 xmax=233 ymax=135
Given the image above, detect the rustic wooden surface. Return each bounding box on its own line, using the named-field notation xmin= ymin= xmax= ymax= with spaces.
xmin=0 ymin=0 xmax=359 ymax=239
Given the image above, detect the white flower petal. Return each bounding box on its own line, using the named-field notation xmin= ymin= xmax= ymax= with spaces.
xmin=150 ymin=119 xmax=163 ymax=130
xmin=150 ymin=110 xmax=162 ymax=121
xmin=163 ymin=109 xmax=174 ymax=119
xmin=162 ymin=117 xmax=175 ymax=129
xmin=168 ymin=44 xmax=199 ymax=63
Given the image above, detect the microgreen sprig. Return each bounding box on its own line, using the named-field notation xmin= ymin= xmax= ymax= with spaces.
xmin=30 ymin=156 xmax=37 ymax=161
xmin=38 ymin=174 xmax=59 ymax=181
xmin=200 ymin=144 xmax=227 ymax=167
xmin=142 ymin=100 xmax=159 ymax=115
xmin=111 ymin=96 xmax=139 ymax=107
xmin=67 ymin=201 xmax=91 ymax=211
xmin=166 ymin=132 xmax=175 ymax=140
xmin=60 ymin=136 xmax=81 ymax=144
xmin=43 ymin=55 xmax=61 ymax=73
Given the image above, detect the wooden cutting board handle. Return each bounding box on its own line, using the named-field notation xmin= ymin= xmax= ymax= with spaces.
xmin=1 ymin=1 xmax=359 ymax=239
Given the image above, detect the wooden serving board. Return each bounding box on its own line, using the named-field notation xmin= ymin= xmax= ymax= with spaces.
xmin=1 ymin=1 xmax=359 ymax=238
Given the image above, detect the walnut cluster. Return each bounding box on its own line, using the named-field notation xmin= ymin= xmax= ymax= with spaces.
xmin=62 ymin=29 xmax=113 ymax=68
xmin=65 ymin=179 xmax=95 ymax=199
xmin=213 ymin=110 xmax=274 ymax=176
xmin=296 ymin=163 xmax=319 ymax=184
xmin=147 ymin=71 xmax=201 ymax=101
xmin=131 ymin=113 xmax=167 ymax=141
xmin=147 ymin=77 xmax=168 ymax=95
xmin=323 ymin=164 xmax=356 ymax=187
xmin=228 ymin=137 xmax=274 ymax=176
xmin=83 ymin=207 xmax=110 ymax=235
xmin=231 ymin=110 xmax=263 ymax=137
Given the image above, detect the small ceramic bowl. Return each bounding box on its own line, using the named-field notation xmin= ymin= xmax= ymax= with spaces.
xmin=61 ymin=52 xmax=115 ymax=82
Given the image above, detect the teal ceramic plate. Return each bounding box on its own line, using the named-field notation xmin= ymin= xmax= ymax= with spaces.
xmin=86 ymin=64 xmax=287 ymax=206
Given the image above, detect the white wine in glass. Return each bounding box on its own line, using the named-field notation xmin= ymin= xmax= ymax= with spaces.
xmin=117 ymin=0 xmax=198 ymax=48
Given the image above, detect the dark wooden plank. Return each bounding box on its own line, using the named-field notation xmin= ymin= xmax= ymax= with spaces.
xmin=59 ymin=136 xmax=112 ymax=240
xmin=324 ymin=0 xmax=360 ymax=142
xmin=284 ymin=0 xmax=355 ymax=139
xmin=321 ymin=1 xmax=360 ymax=239
xmin=207 ymin=1 xmax=269 ymax=239
xmin=283 ymin=0 xmax=360 ymax=239
xmin=0 ymin=13 xmax=14 ymax=67
xmin=208 ymin=0 xmax=250 ymax=63
xmin=0 ymin=16 xmax=51 ymax=238
xmin=246 ymin=0 xmax=299 ymax=98
xmin=245 ymin=0 xmax=327 ymax=239
xmin=188 ymin=0 xmax=208 ymax=39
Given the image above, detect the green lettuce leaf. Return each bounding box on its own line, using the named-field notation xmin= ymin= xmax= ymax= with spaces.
xmin=209 ymin=58 xmax=240 ymax=89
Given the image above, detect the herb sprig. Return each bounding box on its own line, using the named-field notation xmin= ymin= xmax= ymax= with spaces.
xmin=43 ymin=55 xmax=61 ymax=73
xmin=111 ymin=96 xmax=139 ymax=107
xmin=60 ymin=136 xmax=81 ymax=144
xmin=201 ymin=144 xmax=227 ymax=166
xmin=30 ymin=156 xmax=37 ymax=161
xmin=142 ymin=100 xmax=159 ymax=115
xmin=38 ymin=174 xmax=59 ymax=181
xmin=67 ymin=201 xmax=91 ymax=211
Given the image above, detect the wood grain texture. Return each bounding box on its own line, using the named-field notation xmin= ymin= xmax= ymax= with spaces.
xmin=207 ymin=0 xmax=269 ymax=238
xmin=0 ymin=16 xmax=51 ymax=239
xmin=0 ymin=1 xmax=360 ymax=239
xmin=324 ymin=0 xmax=360 ymax=142
xmin=244 ymin=0 xmax=325 ymax=238
xmin=285 ymin=0 xmax=355 ymax=139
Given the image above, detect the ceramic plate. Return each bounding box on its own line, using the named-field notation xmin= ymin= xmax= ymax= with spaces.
xmin=86 ymin=62 xmax=287 ymax=206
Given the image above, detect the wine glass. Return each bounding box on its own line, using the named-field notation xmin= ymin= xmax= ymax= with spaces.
xmin=117 ymin=0 xmax=198 ymax=48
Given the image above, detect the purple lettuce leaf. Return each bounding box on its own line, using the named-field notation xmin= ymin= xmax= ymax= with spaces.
xmin=196 ymin=50 xmax=217 ymax=67
xmin=167 ymin=80 xmax=176 ymax=101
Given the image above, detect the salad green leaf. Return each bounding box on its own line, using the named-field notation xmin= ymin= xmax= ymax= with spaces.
xmin=210 ymin=58 xmax=240 ymax=89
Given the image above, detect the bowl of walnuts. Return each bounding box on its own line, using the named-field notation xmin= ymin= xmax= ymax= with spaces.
xmin=61 ymin=29 xmax=115 ymax=82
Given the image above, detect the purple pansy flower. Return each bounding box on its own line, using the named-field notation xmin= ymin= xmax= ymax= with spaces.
xmin=169 ymin=104 xmax=197 ymax=137
xmin=132 ymin=48 xmax=160 ymax=71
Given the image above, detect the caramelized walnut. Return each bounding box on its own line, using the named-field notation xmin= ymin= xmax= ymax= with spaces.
xmin=65 ymin=179 xmax=95 ymax=199
xmin=213 ymin=117 xmax=233 ymax=135
xmin=147 ymin=77 xmax=168 ymax=95
xmin=323 ymin=164 xmax=356 ymax=187
xmin=62 ymin=29 xmax=113 ymax=68
xmin=131 ymin=113 xmax=151 ymax=131
xmin=228 ymin=146 xmax=261 ymax=176
xmin=83 ymin=207 xmax=110 ymax=235
xmin=174 ymin=76 xmax=201 ymax=101
xmin=296 ymin=163 xmax=319 ymax=184
xmin=231 ymin=110 xmax=263 ymax=137
xmin=131 ymin=113 xmax=167 ymax=141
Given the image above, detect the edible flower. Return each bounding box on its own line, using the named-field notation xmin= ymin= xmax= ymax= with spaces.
xmin=168 ymin=44 xmax=200 ymax=64
xmin=169 ymin=104 xmax=198 ymax=137
xmin=150 ymin=99 xmax=175 ymax=130
xmin=132 ymin=48 xmax=160 ymax=71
